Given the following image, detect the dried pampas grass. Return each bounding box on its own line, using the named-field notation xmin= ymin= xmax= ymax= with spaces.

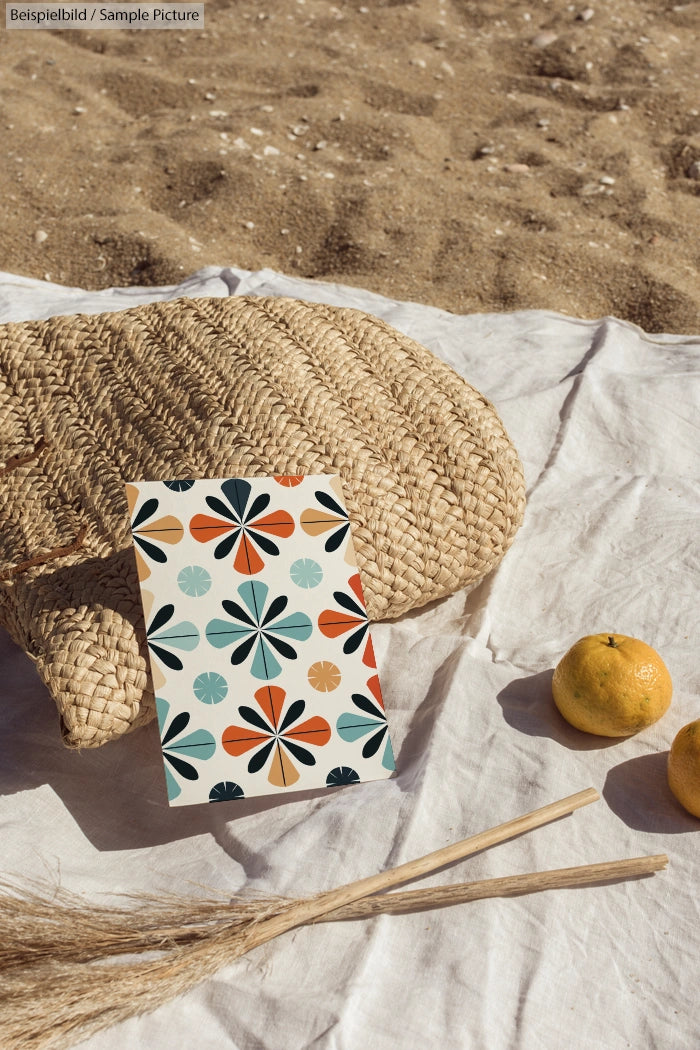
xmin=0 ymin=789 xmax=667 ymax=1050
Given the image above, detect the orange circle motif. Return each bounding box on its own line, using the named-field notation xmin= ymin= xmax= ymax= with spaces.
xmin=308 ymin=661 xmax=342 ymax=692
xmin=274 ymin=475 xmax=305 ymax=487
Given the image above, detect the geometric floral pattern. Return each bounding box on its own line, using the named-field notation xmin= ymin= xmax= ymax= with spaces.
xmin=156 ymin=697 xmax=216 ymax=802
xmin=222 ymin=684 xmax=331 ymax=788
xmin=318 ymin=573 xmax=376 ymax=668
xmin=128 ymin=474 xmax=395 ymax=807
xmin=205 ymin=580 xmax=313 ymax=680
xmin=337 ymin=675 xmax=395 ymax=772
xmin=126 ymin=483 xmax=184 ymax=583
xmin=190 ymin=477 xmax=294 ymax=575
xmin=301 ymin=488 xmax=351 ymax=553
xmin=146 ymin=601 xmax=200 ymax=673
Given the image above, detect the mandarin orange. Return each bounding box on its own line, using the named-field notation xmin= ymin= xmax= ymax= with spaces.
xmin=552 ymin=633 xmax=672 ymax=737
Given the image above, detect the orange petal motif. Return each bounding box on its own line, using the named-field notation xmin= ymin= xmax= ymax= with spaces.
xmin=348 ymin=573 xmax=366 ymax=607
xmin=134 ymin=546 xmax=151 ymax=583
xmin=248 ymin=511 xmax=295 ymax=538
xmin=232 ymin=533 xmax=265 ymax=575
xmin=318 ymin=609 xmax=364 ymax=638
xmin=151 ymin=663 xmax=167 ymax=691
xmin=189 ymin=514 xmax=235 ymax=542
xmin=274 ymin=475 xmax=305 ymax=487
xmin=366 ymin=674 xmax=385 ymax=710
xmin=268 ymin=744 xmax=300 ymax=787
xmin=136 ymin=515 xmax=184 ymax=545
xmin=285 ymin=716 xmax=331 ymax=747
xmin=254 ymin=685 xmax=286 ymax=731
xmin=300 ymin=507 xmax=344 ymax=537
xmin=125 ymin=483 xmax=140 ymax=517
xmin=363 ymin=636 xmax=377 ymax=669
xmin=221 ymin=726 xmax=270 ymax=757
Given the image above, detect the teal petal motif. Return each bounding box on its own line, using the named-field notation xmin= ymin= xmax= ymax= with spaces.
xmin=150 ymin=621 xmax=200 ymax=651
xmin=156 ymin=697 xmax=216 ymax=799
xmin=250 ymin=637 xmax=282 ymax=680
xmin=238 ymin=579 xmax=268 ymax=620
xmin=336 ymin=712 xmax=375 ymax=742
xmin=270 ymin=613 xmax=314 ymax=642
xmin=172 ymin=728 xmax=218 ymax=760
xmin=336 ymin=680 xmax=395 ymax=772
xmin=205 ymin=580 xmax=312 ymax=681
xmin=155 ymin=695 xmax=171 ymax=730
xmin=163 ymin=765 xmax=181 ymax=801
xmin=206 ymin=619 xmax=253 ymax=649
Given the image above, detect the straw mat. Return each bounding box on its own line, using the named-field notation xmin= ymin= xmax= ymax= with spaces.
xmin=0 ymin=295 xmax=525 ymax=748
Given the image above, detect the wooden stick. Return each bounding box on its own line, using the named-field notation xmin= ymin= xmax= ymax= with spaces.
xmin=315 ymin=854 xmax=669 ymax=921
xmin=237 ymin=787 xmax=600 ymax=954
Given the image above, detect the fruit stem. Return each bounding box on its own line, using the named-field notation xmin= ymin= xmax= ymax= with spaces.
xmin=607 ymin=636 xmax=618 ymax=648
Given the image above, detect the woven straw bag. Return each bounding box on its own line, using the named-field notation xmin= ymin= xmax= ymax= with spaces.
xmin=0 ymin=296 xmax=525 ymax=748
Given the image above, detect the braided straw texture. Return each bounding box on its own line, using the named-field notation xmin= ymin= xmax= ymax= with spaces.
xmin=0 ymin=296 xmax=525 ymax=748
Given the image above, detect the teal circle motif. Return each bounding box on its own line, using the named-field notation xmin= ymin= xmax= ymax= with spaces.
xmin=178 ymin=565 xmax=212 ymax=597
xmin=289 ymin=558 xmax=323 ymax=589
xmin=193 ymin=672 xmax=228 ymax=705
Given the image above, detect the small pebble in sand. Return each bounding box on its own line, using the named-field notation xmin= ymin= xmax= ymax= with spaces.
xmin=263 ymin=145 xmax=280 ymax=156
xmin=599 ymin=175 xmax=615 ymax=185
xmin=537 ymin=117 xmax=550 ymax=127
xmin=73 ymin=106 xmax=86 ymax=115
xmin=531 ymin=31 xmax=558 ymax=48
xmin=687 ymin=161 xmax=700 ymax=180
xmin=580 ymin=181 xmax=604 ymax=196
xmin=504 ymin=163 xmax=530 ymax=173
xmin=577 ymin=7 xmax=594 ymax=21
xmin=34 ymin=229 xmax=48 ymax=244
xmin=243 ymin=221 xmax=255 ymax=229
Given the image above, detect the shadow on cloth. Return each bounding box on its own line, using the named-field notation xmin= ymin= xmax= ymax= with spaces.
xmin=0 ymin=631 xmax=359 ymax=854
xmin=496 ymin=669 xmax=620 ymax=751
xmin=603 ymin=751 xmax=698 ymax=834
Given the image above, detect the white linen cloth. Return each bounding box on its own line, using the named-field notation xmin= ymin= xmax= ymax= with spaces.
xmin=1 ymin=267 xmax=698 ymax=1050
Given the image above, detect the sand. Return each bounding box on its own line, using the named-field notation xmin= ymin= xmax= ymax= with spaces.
xmin=1 ymin=0 xmax=699 ymax=333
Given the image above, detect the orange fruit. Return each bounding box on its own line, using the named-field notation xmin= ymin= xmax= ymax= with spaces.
xmin=552 ymin=633 xmax=672 ymax=737
xmin=667 ymin=720 xmax=700 ymax=818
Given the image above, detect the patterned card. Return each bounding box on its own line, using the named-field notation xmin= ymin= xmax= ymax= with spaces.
xmin=125 ymin=475 xmax=395 ymax=806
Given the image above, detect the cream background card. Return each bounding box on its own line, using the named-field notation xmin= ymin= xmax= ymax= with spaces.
xmin=126 ymin=475 xmax=395 ymax=806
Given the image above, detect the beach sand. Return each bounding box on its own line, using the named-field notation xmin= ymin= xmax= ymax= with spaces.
xmin=1 ymin=0 xmax=698 ymax=333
